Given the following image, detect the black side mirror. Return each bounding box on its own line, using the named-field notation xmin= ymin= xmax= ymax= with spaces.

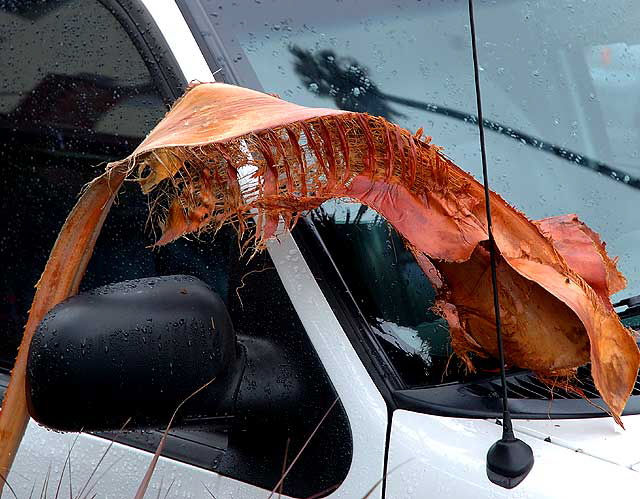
xmin=26 ymin=275 xmax=242 ymax=431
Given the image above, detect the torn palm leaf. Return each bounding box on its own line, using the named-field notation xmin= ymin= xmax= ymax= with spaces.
xmin=127 ymin=83 xmax=638 ymax=426
xmin=2 ymin=83 xmax=638 ymax=477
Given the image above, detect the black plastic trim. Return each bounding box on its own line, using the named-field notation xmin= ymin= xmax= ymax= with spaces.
xmin=98 ymin=424 xmax=229 ymax=471
xmin=97 ymin=0 xmax=186 ymax=102
xmin=620 ymin=307 xmax=640 ymax=321
xmin=174 ymin=0 xmax=227 ymax=81
xmin=393 ymin=376 xmax=640 ymax=420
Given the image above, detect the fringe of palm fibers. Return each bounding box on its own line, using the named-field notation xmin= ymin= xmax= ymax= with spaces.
xmin=130 ymin=111 xmax=633 ymax=414
xmin=136 ymin=112 xmax=591 ymax=300
xmin=536 ymin=371 xmax=615 ymax=419
xmin=136 ymin=113 xmax=476 ymax=248
xmin=134 ymin=112 xmax=610 ymax=349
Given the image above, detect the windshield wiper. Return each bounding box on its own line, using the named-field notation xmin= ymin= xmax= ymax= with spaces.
xmin=614 ymin=294 xmax=640 ymax=309
xmin=614 ymin=294 xmax=640 ymax=319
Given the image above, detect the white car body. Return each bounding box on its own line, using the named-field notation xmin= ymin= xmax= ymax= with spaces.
xmin=3 ymin=1 xmax=640 ymax=498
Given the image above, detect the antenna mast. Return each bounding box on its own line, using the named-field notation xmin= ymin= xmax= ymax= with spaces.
xmin=467 ymin=0 xmax=534 ymax=488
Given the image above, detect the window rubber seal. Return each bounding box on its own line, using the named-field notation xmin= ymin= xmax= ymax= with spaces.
xmin=98 ymin=0 xmax=187 ymax=102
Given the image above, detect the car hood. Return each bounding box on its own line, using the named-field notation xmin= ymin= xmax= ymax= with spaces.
xmin=514 ymin=414 xmax=640 ymax=470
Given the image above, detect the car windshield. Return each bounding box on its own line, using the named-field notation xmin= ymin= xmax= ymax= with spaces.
xmin=189 ymin=0 xmax=639 ymax=386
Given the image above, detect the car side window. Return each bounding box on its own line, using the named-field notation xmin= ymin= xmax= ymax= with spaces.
xmin=310 ymin=201 xmax=469 ymax=387
xmin=0 ymin=0 xmax=168 ymax=369
xmin=0 ymin=1 xmax=352 ymax=495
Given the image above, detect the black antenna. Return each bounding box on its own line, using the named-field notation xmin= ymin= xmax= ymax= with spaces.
xmin=467 ymin=0 xmax=534 ymax=489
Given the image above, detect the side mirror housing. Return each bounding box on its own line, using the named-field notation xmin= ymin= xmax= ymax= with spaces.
xmin=26 ymin=275 xmax=242 ymax=431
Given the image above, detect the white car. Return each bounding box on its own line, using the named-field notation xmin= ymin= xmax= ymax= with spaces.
xmin=1 ymin=0 xmax=639 ymax=497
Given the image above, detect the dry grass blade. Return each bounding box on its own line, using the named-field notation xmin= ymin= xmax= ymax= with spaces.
xmin=54 ymin=431 xmax=81 ymax=499
xmin=77 ymin=417 xmax=131 ymax=499
xmin=0 ymin=471 xmax=18 ymax=499
xmin=277 ymin=437 xmax=290 ymax=499
xmin=359 ymin=477 xmax=384 ymax=499
xmin=68 ymin=446 xmax=73 ymax=499
xmin=201 ymin=482 xmax=217 ymax=498
xmin=133 ymin=377 xmax=216 ymax=499
xmin=39 ymin=464 xmax=51 ymax=499
xmin=360 ymin=459 xmax=413 ymax=499
xmin=267 ymin=398 xmax=338 ymax=499
xmin=155 ymin=477 xmax=163 ymax=499
xmin=79 ymin=457 xmax=123 ymax=499
xmin=162 ymin=478 xmax=176 ymax=499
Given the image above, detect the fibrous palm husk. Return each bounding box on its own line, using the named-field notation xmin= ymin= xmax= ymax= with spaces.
xmin=1 ymin=82 xmax=637 ymax=483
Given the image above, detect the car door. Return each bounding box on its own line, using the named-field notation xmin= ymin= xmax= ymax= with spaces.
xmin=0 ymin=1 xmax=388 ymax=497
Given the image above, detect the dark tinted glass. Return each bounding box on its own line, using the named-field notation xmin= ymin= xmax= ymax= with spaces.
xmin=310 ymin=202 xmax=502 ymax=387
xmin=0 ymin=0 xmax=168 ymax=367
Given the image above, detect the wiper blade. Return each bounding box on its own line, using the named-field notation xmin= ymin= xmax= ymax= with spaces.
xmin=614 ymin=294 xmax=640 ymax=321
xmin=613 ymin=294 xmax=640 ymax=309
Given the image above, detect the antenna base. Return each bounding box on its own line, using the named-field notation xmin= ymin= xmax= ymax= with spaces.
xmin=486 ymin=431 xmax=534 ymax=489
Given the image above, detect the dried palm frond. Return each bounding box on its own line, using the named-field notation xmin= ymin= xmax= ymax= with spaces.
xmin=0 ymin=82 xmax=637 ymax=484
xmin=125 ymin=84 xmax=636 ymax=424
